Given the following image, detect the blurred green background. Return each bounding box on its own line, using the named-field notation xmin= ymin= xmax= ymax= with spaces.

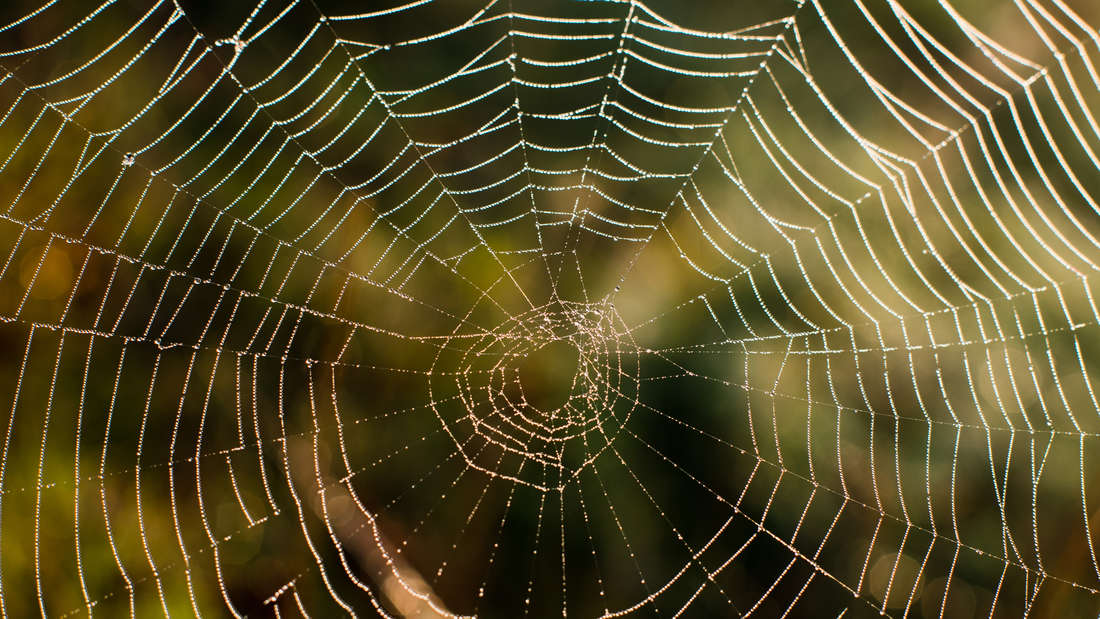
xmin=0 ymin=0 xmax=1099 ymax=617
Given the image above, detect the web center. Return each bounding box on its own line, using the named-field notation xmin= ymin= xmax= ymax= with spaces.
xmin=516 ymin=338 xmax=580 ymax=412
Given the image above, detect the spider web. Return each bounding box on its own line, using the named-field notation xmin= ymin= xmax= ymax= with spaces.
xmin=0 ymin=0 xmax=1099 ymax=616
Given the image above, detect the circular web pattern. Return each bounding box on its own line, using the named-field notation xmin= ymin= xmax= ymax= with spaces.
xmin=1 ymin=0 xmax=1100 ymax=617
xmin=431 ymin=299 xmax=639 ymax=491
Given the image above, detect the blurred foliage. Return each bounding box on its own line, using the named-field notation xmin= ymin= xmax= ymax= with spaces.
xmin=0 ymin=0 xmax=1099 ymax=617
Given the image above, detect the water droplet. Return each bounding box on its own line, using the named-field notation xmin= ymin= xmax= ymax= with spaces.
xmin=122 ymin=153 xmax=134 ymax=166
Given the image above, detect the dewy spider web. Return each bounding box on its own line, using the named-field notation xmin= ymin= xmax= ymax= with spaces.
xmin=0 ymin=0 xmax=1099 ymax=616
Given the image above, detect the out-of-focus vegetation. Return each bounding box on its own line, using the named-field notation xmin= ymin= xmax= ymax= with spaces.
xmin=0 ymin=0 xmax=1099 ymax=617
